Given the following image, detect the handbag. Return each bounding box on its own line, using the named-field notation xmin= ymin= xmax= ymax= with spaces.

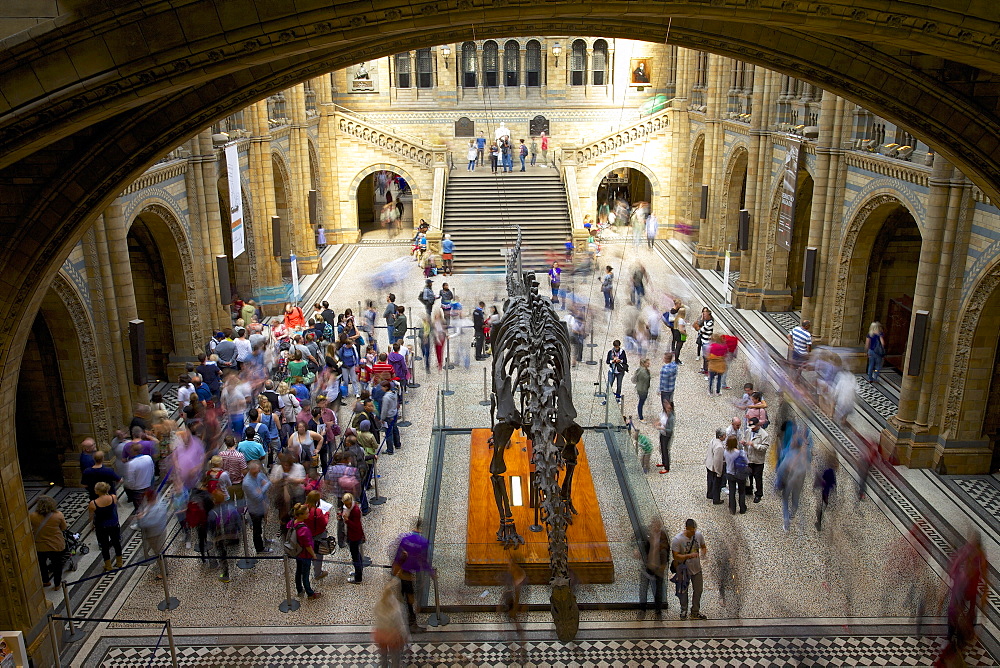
xmin=316 ymin=534 xmax=336 ymax=555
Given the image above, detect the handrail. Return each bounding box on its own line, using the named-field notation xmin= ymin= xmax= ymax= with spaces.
xmin=567 ymin=107 xmax=670 ymax=165
xmin=334 ymin=111 xmax=446 ymax=169
xmin=325 ymin=102 xmax=431 ymax=148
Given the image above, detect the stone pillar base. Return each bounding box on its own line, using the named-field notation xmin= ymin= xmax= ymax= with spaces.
xmin=933 ymin=442 xmax=994 ymax=475
xmin=693 ymin=245 xmax=718 ymax=270
xmin=296 ymin=256 xmax=322 ymax=275
xmin=733 ymin=281 xmax=762 ymax=310
xmin=760 ymin=290 xmax=793 ymax=312
xmin=426 ymin=230 xmax=443 ymax=255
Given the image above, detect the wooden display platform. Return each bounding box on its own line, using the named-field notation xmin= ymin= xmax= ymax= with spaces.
xmin=465 ymin=428 xmax=614 ymax=585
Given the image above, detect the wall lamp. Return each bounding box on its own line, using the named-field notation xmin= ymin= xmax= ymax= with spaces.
xmin=441 ymin=44 xmax=451 ymax=69
xmin=551 ymin=41 xmax=561 ymax=66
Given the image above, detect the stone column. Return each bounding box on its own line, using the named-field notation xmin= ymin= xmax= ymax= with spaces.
xmin=519 ymin=46 xmax=527 ymax=99
xmin=667 ymin=48 xmax=693 ymax=239
xmin=800 ymin=91 xmax=836 ymax=329
xmin=90 ymin=213 xmax=133 ymax=419
xmin=287 ymin=84 xmax=320 ymax=274
xmin=104 ymin=199 xmax=149 ymax=407
xmin=246 ymin=100 xmax=283 ymax=288
xmin=882 ymin=154 xmax=953 ymax=466
xmin=814 ymin=95 xmax=849 ymax=335
xmin=741 ymin=69 xmax=779 ymax=307
xmin=734 ymin=66 xmax=767 ymax=308
xmin=693 ymin=54 xmax=724 ymax=269
xmin=196 ymin=130 xmax=231 ymax=329
xmin=314 ymin=77 xmax=343 ymax=244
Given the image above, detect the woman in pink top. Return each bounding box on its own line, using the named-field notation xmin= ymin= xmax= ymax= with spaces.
xmin=706 ymin=334 xmax=729 ymax=396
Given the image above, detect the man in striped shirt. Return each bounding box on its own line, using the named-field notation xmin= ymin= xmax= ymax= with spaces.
xmin=788 ymin=320 xmax=812 ymax=367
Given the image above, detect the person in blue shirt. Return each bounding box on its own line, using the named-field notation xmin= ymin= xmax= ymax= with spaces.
xmin=441 ymin=234 xmax=455 ymax=276
xmin=237 ymin=426 xmax=267 ymax=465
xmin=476 ymin=131 xmax=486 ymax=166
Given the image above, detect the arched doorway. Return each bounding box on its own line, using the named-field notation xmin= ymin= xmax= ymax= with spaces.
xmin=786 ymin=171 xmax=814 ymax=309
xmin=15 ymin=282 xmax=94 ymax=485
xmin=596 ymin=167 xmax=653 ymax=226
xmin=722 ymin=148 xmax=748 ymax=269
xmin=128 ymin=210 xmax=187 ymax=381
xmin=840 ymin=199 xmax=922 ymax=373
xmin=356 ymin=170 xmax=413 ymax=238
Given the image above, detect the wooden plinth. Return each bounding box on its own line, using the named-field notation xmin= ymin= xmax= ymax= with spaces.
xmin=465 ymin=428 xmax=614 ymax=585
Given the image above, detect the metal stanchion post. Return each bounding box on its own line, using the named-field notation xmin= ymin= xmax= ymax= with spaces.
xmin=370 ymin=454 xmax=387 ymax=505
xmin=411 ymin=326 xmax=422 ymax=362
xmin=278 ymin=554 xmax=301 ymax=612
xmin=48 ymin=615 xmax=62 ymax=668
xmin=586 ymin=326 xmax=598 ymax=365
xmin=59 ymin=584 xmax=86 ymax=642
xmin=528 ymin=472 xmax=543 ymax=533
xmin=237 ymin=508 xmax=256 ymax=569
xmin=594 ymin=359 xmax=606 ymax=398
xmin=397 ymin=387 xmax=411 ymax=428
xmin=442 ymin=337 xmax=454 ymax=396
xmin=407 ymin=343 xmax=420 ymax=389
xmin=157 ymin=554 xmax=180 ymax=611
xmin=479 ymin=366 xmax=491 ymax=406
xmin=426 ymin=572 xmax=450 ymax=627
xmin=440 ymin=390 xmax=450 ymax=429
xmin=600 ymin=376 xmax=613 ymax=428
xmin=165 ymin=619 xmax=179 ymax=668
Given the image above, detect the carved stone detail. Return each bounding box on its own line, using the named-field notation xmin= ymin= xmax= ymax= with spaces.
xmin=573 ymin=108 xmax=669 ymax=165
xmin=337 ymin=114 xmax=436 ymax=167
xmin=50 ymin=272 xmax=112 ymax=446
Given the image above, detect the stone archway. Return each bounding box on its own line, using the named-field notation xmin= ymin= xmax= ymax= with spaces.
xmin=831 ymin=193 xmax=921 ymax=355
xmin=720 ymin=146 xmax=748 ymax=269
xmin=685 ymin=134 xmax=706 ymax=241
xmin=593 ymin=163 xmax=658 ymax=225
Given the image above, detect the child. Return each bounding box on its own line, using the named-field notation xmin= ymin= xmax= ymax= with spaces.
xmin=422 ymin=253 xmax=438 ymax=279
xmin=638 ymin=433 xmax=653 ymax=473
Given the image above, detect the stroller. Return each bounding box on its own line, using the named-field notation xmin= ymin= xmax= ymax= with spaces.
xmin=62 ymin=529 xmax=90 ymax=573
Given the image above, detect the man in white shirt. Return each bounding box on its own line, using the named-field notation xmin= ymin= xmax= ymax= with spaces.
xmin=740 ymin=417 xmax=771 ymax=503
xmin=670 ymin=519 xmax=708 ymax=620
xmin=124 ymin=442 xmax=155 ymax=513
xmin=233 ymin=328 xmax=253 ymax=369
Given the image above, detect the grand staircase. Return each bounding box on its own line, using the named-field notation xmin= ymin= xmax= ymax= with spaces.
xmin=443 ymin=170 xmax=572 ymax=272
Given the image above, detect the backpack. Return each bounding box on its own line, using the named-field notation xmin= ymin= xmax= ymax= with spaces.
xmin=520 ymin=144 xmax=528 ymax=157
xmin=205 ymin=338 xmax=217 ymax=358
xmin=320 ymin=321 xmax=334 ymax=341
xmin=733 ymin=452 xmax=750 ymax=481
xmin=213 ymin=504 xmax=241 ymax=544
xmin=283 ymin=522 xmax=303 ymax=557
xmin=420 ymin=286 xmax=435 ymax=305
xmin=185 ymin=497 xmax=207 ymax=528
xmin=340 ymin=345 xmax=358 ymax=368
xmin=205 ymin=469 xmax=223 ymax=495
xmin=338 ymin=467 xmax=360 ymax=497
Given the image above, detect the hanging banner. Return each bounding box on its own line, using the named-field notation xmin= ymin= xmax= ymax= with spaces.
xmin=224 ymin=143 xmax=246 ymax=258
xmin=723 ymin=248 xmax=732 ymax=304
xmin=775 ymin=139 xmax=801 ymax=251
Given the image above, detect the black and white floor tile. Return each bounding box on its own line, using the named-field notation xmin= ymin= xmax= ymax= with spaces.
xmin=94 ymin=634 xmax=997 ymax=667
xmin=854 ymin=375 xmax=899 ymax=420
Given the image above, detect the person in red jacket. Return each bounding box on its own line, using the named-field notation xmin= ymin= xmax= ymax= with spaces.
xmin=283 ymin=303 xmax=306 ymax=331
xmin=304 ymin=490 xmax=330 ymax=580
xmin=287 ymin=503 xmax=322 ymax=600
xmin=341 ymin=493 xmax=366 ymax=583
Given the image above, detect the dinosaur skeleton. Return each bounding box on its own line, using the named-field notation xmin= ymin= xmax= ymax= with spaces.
xmin=489 ymin=228 xmax=583 ymax=641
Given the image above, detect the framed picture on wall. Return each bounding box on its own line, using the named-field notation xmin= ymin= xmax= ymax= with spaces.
xmin=629 ymin=58 xmax=651 ymax=86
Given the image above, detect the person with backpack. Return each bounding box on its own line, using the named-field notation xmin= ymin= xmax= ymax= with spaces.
xmin=219 ymin=434 xmax=248 ymax=500
xmin=208 ymin=489 xmax=241 ymax=582
xmin=518 ymin=138 xmax=528 ymax=172
xmin=670 ymin=519 xmax=708 ymax=621
xmin=604 ymin=340 xmax=628 ymax=404
xmin=391 ymin=305 xmax=408 ymax=346
xmin=741 ymin=417 xmax=771 ymax=504
xmin=418 ymin=279 xmax=437 ymax=317
xmin=271 ymin=452 xmax=306 ymax=529
xmin=724 ymin=436 xmax=748 ymax=515
xmin=304 ymin=490 xmax=330 ymax=579
xmin=186 ymin=484 xmax=214 ymax=562
xmin=285 ymin=503 xmax=323 ymax=600
xmin=243 ymin=461 xmax=272 ymax=553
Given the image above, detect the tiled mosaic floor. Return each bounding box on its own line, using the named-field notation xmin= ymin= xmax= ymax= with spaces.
xmin=93 ymin=634 xmax=997 ymax=667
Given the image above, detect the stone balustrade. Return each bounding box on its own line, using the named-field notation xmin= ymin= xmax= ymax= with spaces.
xmin=568 ymin=108 xmax=670 ymax=165
xmin=335 ymin=112 xmax=445 ymax=168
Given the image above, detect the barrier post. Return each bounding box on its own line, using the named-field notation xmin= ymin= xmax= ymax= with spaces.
xmin=411 ymin=325 xmax=422 ymax=362
xmin=237 ymin=508 xmax=256 ymax=569
xmin=59 ymin=583 xmax=86 ymax=642
xmin=407 ymin=340 xmax=420 ymax=389
xmin=278 ymin=554 xmax=301 ymax=612
xmin=397 ymin=388 xmax=411 ymax=428
xmin=156 ymin=555 xmax=180 ymax=611
xmin=426 ymin=572 xmax=451 ymax=627
xmin=479 ymin=367 xmax=491 ymax=406
xmin=165 ymin=619 xmax=179 ymax=668
xmin=442 ymin=338 xmax=454 ymax=396
xmin=370 ymin=453 xmax=387 ymax=505
xmin=594 ymin=359 xmax=606 ymax=398
xmin=587 ymin=322 xmax=598 ymax=348
xmin=48 ymin=615 xmax=62 ymax=668
xmin=600 ymin=376 xmax=613 ymax=428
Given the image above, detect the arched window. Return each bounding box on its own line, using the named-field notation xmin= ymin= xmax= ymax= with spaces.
xmin=592 ymin=40 xmax=608 ymax=86
xmin=526 ymin=40 xmax=541 ymax=87
xmin=416 ymin=48 xmax=433 ymax=88
xmin=483 ymin=41 xmax=499 ymax=88
xmin=570 ymin=39 xmax=586 ymax=86
xmin=461 ymin=41 xmax=477 ymax=88
xmin=394 ymin=52 xmax=411 ymax=88
xmin=504 ymin=40 xmax=520 ymax=87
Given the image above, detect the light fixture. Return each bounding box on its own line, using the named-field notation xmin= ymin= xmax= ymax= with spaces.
xmin=551 ymin=41 xmax=561 ymax=66
xmin=510 ymin=476 xmax=523 ymax=507
xmin=441 ymin=44 xmax=451 ymax=69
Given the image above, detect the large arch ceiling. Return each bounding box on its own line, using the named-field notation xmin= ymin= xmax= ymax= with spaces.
xmin=0 ymin=1 xmax=999 ymax=355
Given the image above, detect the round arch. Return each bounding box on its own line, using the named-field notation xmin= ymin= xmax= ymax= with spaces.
xmin=349 ymin=163 xmax=423 ymax=203
xmin=126 ymin=201 xmax=198 ymax=361
xmin=591 ymin=160 xmax=661 ymax=199
xmin=719 ymin=145 xmax=749 ymax=254
xmin=830 ymin=192 xmax=921 ymax=348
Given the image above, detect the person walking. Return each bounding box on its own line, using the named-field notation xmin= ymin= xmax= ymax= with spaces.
xmin=604 ymin=340 xmax=628 ymax=404
xmin=529 ymin=137 xmax=538 ymax=166
xmin=695 ymin=307 xmax=714 ymax=371
xmin=518 ymin=139 xmax=528 ymax=172
xmin=639 ymin=518 xmax=669 ymax=617
xmin=373 ymin=580 xmax=410 ymax=668
xmin=540 ymin=131 xmax=549 ymax=166
xmin=286 ymin=503 xmax=322 ymax=600
xmin=243 ymin=461 xmax=272 ymax=553
xmin=706 ymin=334 xmax=728 ymax=396
xmin=89 ymin=481 xmax=124 ymax=570
xmin=775 ymin=436 xmax=809 ymax=531
xmin=657 ymin=401 xmax=675 ymax=474
xmin=341 ymin=493 xmax=366 ymax=584
xmin=866 ymin=321 xmax=886 ymax=383
xmin=705 ymin=429 xmax=726 ymax=504
xmin=392 ymin=520 xmax=434 ymax=632
xmin=632 ymin=358 xmax=651 ymax=422
xmin=31 ymin=496 xmax=67 ymax=589
xmin=788 ymin=319 xmax=812 ymax=370
xmin=671 ymin=519 xmax=707 ymax=620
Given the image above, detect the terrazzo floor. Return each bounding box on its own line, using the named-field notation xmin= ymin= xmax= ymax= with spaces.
xmin=75 ymin=240 xmax=994 ymax=666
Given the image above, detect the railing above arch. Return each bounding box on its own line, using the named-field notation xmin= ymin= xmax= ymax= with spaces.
xmin=568 ymin=107 xmax=670 ymax=165
xmin=334 ymin=112 xmax=446 ymax=169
